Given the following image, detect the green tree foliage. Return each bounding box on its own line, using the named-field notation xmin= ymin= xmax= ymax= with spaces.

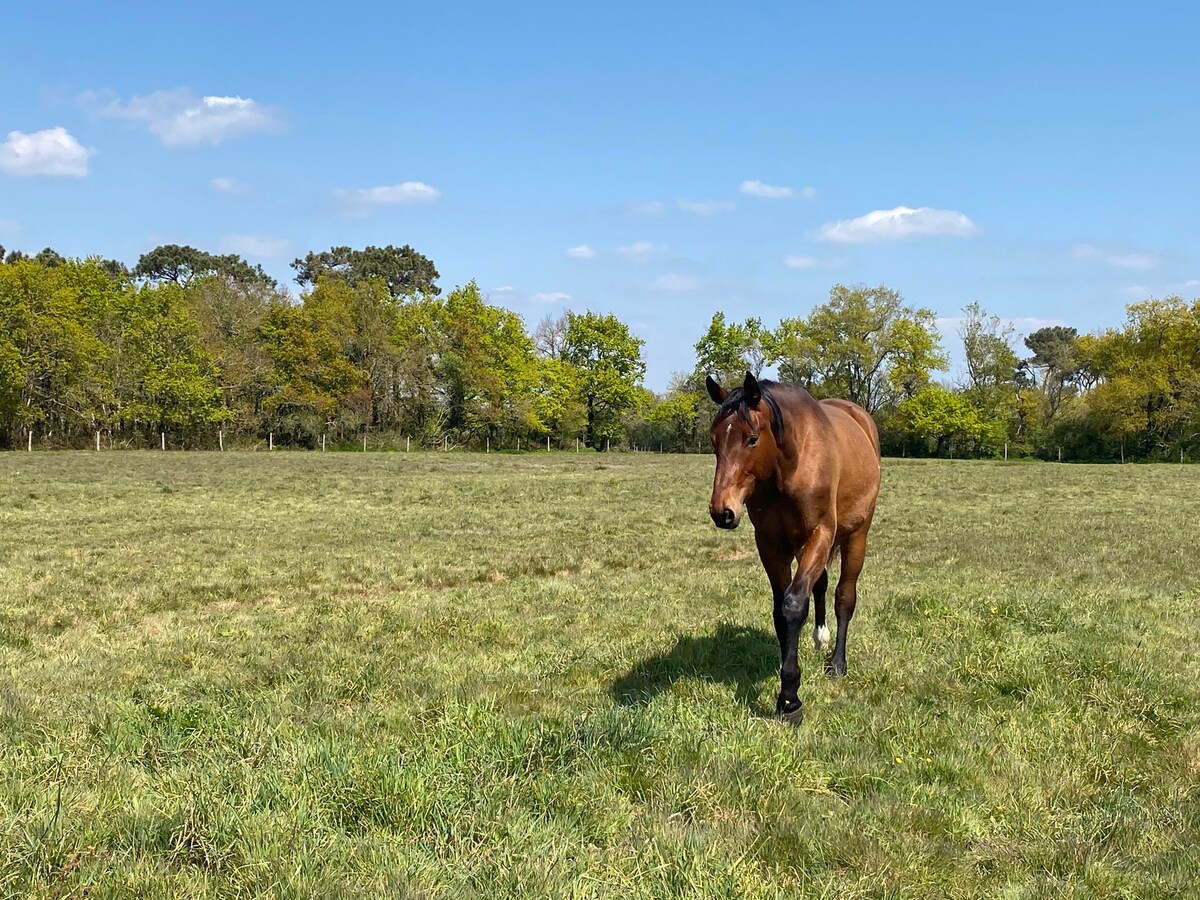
xmin=6 ymin=243 xmax=1200 ymax=459
xmin=691 ymin=312 xmax=766 ymax=387
xmin=291 ymin=244 xmax=440 ymax=298
xmin=0 ymin=258 xmax=113 ymax=442
xmin=769 ymin=284 xmax=947 ymax=412
xmin=957 ymin=302 xmax=1025 ymax=447
xmin=893 ymin=385 xmax=993 ymax=456
xmin=1023 ymin=325 xmax=1081 ymax=427
xmin=562 ymin=311 xmax=647 ymax=448
xmin=434 ymin=282 xmax=540 ymax=441
xmin=135 ymin=244 xmax=277 ymax=289
xmin=257 ymin=302 xmax=368 ymax=442
xmin=1073 ymin=298 xmax=1200 ymax=457
xmin=106 ymin=283 xmax=224 ymax=434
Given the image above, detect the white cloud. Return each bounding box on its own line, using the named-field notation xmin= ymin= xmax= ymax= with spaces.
xmin=218 ymin=234 xmax=290 ymax=258
xmin=491 ymin=285 xmax=516 ymax=293
xmin=653 ymin=273 xmax=702 ymax=292
xmin=87 ymin=89 xmax=285 ymax=147
xmin=0 ymin=127 xmax=93 ymax=177
xmin=566 ymin=244 xmax=595 ymax=259
xmin=784 ymin=255 xmax=819 ymax=269
xmin=678 ymin=198 xmax=735 ymax=214
xmin=815 ymin=206 xmax=979 ymax=243
xmin=616 ymin=241 xmax=661 ymax=262
xmin=529 ymin=291 xmax=571 ymax=304
xmin=630 ymin=200 xmax=665 ymax=215
xmin=210 ymin=176 xmax=247 ymax=194
xmin=740 ymin=179 xmax=792 ymax=199
xmin=1072 ymin=243 xmax=1159 ymax=270
xmin=1106 ymin=252 xmax=1159 ymax=270
xmin=800 ymin=186 xmax=817 ymax=200
xmin=334 ymin=181 xmax=441 ymax=216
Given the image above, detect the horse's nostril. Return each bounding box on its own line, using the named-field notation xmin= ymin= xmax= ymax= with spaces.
xmin=722 ymin=508 xmax=735 ymax=526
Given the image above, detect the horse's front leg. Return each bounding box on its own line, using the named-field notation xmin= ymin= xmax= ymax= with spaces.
xmin=776 ymin=521 xmax=836 ymax=724
xmin=754 ymin=528 xmax=797 ymax=718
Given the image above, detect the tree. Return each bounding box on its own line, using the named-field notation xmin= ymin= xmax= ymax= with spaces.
xmin=257 ymin=303 xmax=368 ymax=441
xmin=563 ymin=311 xmax=646 ymax=448
xmin=291 ymin=245 xmax=440 ymax=298
xmin=1074 ymin=297 xmax=1200 ymax=457
xmin=769 ymin=284 xmax=946 ymax=412
xmin=533 ymin=312 xmax=569 ymax=358
xmin=957 ymin=302 xmax=1023 ymax=447
xmin=0 ymin=257 xmax=115 ymax=444
xmin=135 ymin=244 xmax=276 ymax=289
xmin=691 ymin=312 xmax=766 ymax=389
xmin=647 ymin=379 xmax=703 ymax=451
xmin=893 ymin=385 xmax=993 ymax=457
xmin=434 ymin=282 xmax=540 ymax=441
xmin=35 ymin=247 xmax=65 ymax=268
xmin=185 ymin=274 xmax=285 ymax=432
xmin=1024 ymin=325 xmax=1080 ymax=424
xmin=98 ymin=258 xmax=131 ymax=282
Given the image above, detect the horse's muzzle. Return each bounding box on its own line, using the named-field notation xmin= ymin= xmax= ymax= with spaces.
xmin=710 ymin=507 xmax=740 ymax=529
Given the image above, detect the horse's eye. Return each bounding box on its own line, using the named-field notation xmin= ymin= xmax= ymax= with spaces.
xmin=746 ymin=434 xmax=759 ymax=448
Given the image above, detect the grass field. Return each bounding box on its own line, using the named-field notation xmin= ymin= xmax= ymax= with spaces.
xmin=1 ymin=451 xmax=1198 ymax=898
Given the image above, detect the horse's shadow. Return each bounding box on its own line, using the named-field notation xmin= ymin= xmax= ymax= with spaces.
xmin=610 ymin=623 xmax=779 ymax=714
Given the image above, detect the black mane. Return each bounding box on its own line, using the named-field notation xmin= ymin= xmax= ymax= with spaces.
xmin=714 ymin=380 xmax=785 ymax=445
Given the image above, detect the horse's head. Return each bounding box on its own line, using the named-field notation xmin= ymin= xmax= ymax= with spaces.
xmin=706 ymin=371 xmax=781 ymax=529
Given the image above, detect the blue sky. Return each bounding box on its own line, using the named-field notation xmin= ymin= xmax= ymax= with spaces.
xmin=3 ymin=1 xmax=1198 ymax=390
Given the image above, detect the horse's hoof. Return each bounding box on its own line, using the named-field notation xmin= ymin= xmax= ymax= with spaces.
xmin=776 ymin=700 xmax=804 ymax=727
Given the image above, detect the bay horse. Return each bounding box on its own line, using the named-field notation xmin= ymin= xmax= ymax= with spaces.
xmin=706 ymin=372 xmax=881 ymax=725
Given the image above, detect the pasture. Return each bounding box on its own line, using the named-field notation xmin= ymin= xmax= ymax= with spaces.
xmin=1 ymin=451 xmax=1198 ymax=898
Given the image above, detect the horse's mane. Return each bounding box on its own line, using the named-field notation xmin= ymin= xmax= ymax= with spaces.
xmin=714 ymin=380 xmax=785 ymax=445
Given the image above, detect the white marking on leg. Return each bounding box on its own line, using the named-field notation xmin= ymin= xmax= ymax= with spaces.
xmin=814 ymin=624 xmax=830 ymax=650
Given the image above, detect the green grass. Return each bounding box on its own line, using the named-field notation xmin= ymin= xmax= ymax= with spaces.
xmin=1 ymin=451 xmax=1198 ymax=898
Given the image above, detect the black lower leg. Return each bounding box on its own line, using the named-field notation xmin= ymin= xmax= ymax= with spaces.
xmin=812 ymin=570 xmax=828 ymax=644
xmin=831 ymin=589 xmax=856 ymax=676
xmin=776 ymin=586 xmax=808 ymax=720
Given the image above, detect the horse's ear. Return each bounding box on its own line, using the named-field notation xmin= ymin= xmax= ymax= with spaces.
xmin=742 ymin=371 xmax=761 ymax=405
xmin=705 ymin=375 xmax=728 ymax=404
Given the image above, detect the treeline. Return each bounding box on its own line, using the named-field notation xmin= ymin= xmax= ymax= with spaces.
xmin=1 ymin=242 xmax=1197 ymax=459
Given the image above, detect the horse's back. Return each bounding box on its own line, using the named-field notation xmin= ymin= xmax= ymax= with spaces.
xmin=820 ymin=398 xmax=881 ymax=459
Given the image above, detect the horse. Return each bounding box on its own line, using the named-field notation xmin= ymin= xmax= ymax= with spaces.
xmin=706 ymin=371 xmax=881 ymax=725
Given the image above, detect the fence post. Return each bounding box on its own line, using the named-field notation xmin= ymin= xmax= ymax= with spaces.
xmin=406 ymin=435 xmax=410 ymax=452
xmin=219 ymin=429 xmax=224 ymax=451
xmin=1004 ymin=442 xmax=1008 ymax=461
xmin=269 ymin=433 xmax=273 ymax=451
xmin=364 ymin=433 xmax=368 ymax=452
xmin=547 ymin=435 xmax=550 ymax=452
xmin=162 ymin=432 xmax=166 ymax=451
xmin=322 ymin=434 xmax=326 ymax=452
xmin=486 ymin=436 xmax=490 ymax=454
xmin=444 ymin=436 xmax=448 ymax=452
xmin=96 ymin=431 xmax=101 ymax=451
xmin=28 ymin=430 xmax=32 ymax=452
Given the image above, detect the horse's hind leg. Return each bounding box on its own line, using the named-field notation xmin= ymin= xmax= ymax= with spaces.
xmin=812 ymin=569 xmax=830 ymax=651
xmin=831 ymin=529 xmax=868 ymax=677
